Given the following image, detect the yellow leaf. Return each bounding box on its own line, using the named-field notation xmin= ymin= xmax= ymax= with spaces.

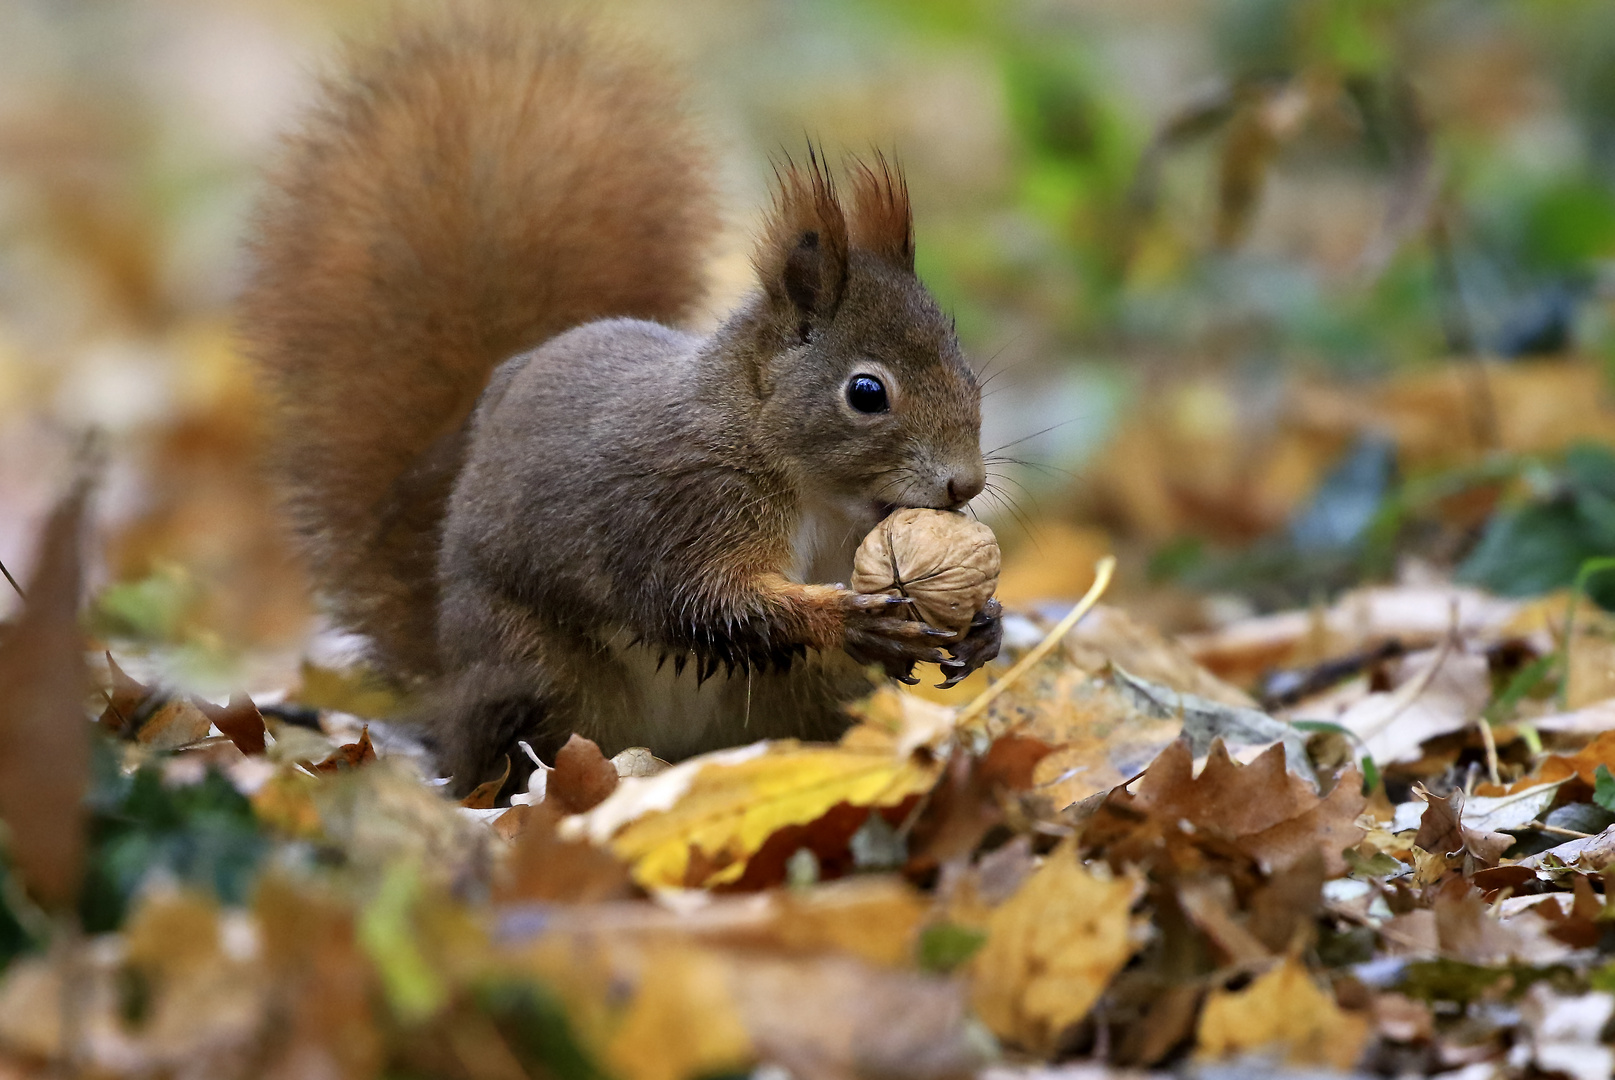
xmin=970 ymin=845 xmax=1146 ymax=1052
xmin=294 ymin=660 xmax=407 ymax=719
xmin=251 ymin=767 xmax=323 ymax=838
xmin=605 ymin=944 xmax=753 ymax=1080
xmin=570 ymin=740 xmax=940 ymax=889
xmin=1197 ymin=957 xmax=1369 ymax=1069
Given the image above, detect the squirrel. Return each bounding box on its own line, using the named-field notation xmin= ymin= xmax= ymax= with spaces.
xmin=240 ymin=1 xmax=1002 ymax=794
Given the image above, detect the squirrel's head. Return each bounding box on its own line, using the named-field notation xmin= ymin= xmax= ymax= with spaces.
xmin=743 ymin=152 xmax=983 ymax=521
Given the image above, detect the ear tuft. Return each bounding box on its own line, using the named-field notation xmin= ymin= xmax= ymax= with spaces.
xmin=847 ymin=152 xmax=913 ymax=271
xmin=754 ymin=148 xmax=849 ymax=332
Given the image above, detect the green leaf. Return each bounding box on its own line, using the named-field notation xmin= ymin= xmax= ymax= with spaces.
xmin=1595 ymin=764 xmax=1615 ymax=813
xmin=476 ymin=981 xmax=611 ymax=1080
xmin=918 ymin=922 xmax=988 ymax=973
xmin=359 ymin=860 xmax=447 ymax=1023
xmin=79 ymin=742 xmax=267 ymax=933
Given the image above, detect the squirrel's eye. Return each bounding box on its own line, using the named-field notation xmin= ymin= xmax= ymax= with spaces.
xmin=845 ymin=374 xmax=889 ymax=414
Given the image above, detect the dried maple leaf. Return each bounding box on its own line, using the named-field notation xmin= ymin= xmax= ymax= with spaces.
xmin=969 ymin=842 xmax=1146 ymax=1054
xmin=549 ymin=733 xmax=618 ymax=814
xmin=0 ymin=475 xmax=91 ymax=909
xmin=1129 ymin=739 xmax=1365 ymax=875
xmin=1196 ymin=957 xmax=1369 ymax=1069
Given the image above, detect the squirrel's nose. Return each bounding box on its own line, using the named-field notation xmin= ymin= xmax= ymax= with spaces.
xmin=945 ymin=465 xmax=985 ymax=508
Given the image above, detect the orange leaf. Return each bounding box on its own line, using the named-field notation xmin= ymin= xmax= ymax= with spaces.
xmin=307 ymin=726 xmax=377 ymax=773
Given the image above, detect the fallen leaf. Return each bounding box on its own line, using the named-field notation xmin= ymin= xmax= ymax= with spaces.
xmin=605 ymin=944 xmax=753 ymax=1080
xmin=906 ymin=736 xmax=1053 ymax=872
xmin=459 ymin=755 xmax=510 ymax=809
xmin=1313 ymin=647 xmax=1491 ymax=766
xmin=98 ymin=651 xmax=151 ymax=733
xmin=549 ymin=733 xmax=618 ymax=814
xmin=493 ymin=803 xmax=635 ymax=904
xmin=566 ymin=740 xmax=940 ymax=890
xmin=254 ymin=875 xmax=384 ymax=1078
xmin=135 ymin=696 xmax=214 ymax=749
xmin=1521 ymin=983 xmax=1615 ymax=1080
xmin=1196 ymin=957 xmax=1368 ymax=1069
xmin=1411 ymin=785 xmax=1513 ymax=872
xmin=307 ymin=726 xmax=377 ymax=773
xmin=611 ymin=746 xmax=669 ymax=778
xmin=294 ymin=660 xmax=408 ymax=719
xmin=195 ymin=692 xmax=267 ymax=755
xmin=969 ymin=843 xmax=1146 ymax=1053
xmin=0 ymin=475 xmax=91 ymax=909
xmin=1128 ymin=739 xmax=1365 ymax=876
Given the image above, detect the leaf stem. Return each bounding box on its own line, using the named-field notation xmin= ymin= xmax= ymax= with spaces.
xmin=956 ymin=555 xmax=1116 ymax=731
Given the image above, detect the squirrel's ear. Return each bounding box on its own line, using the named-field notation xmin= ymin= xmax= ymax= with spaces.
xmin=848 ymin=153 xmax=913 ymax=272
xmin=754 ymin=152 xmax=848 ymax=339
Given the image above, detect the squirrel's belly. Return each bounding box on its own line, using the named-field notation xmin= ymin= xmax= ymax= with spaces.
xmin=577 ymin=640 xmax=863 ymax=760
xmin=604 ymin=644 xmax=749 ymax=758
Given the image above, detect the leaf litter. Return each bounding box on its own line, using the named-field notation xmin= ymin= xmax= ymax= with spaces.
xmin=11 ymin=506 xmax=1615 ymax=1078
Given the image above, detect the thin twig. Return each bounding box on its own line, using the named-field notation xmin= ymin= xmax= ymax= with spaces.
xmin=1475 ymin=712 xmax=1500 ymax=788
xmin=0 ymin=556 xmax=23 ymax=601
xmin=1527 ymin=821 xmax=1594 ymax=840
xmin=956 ymin=556 xmax=1117 ymax=731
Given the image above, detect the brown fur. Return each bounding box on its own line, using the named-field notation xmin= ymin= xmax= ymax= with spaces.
xmin=240 ymin=3 xmax=715 ymax=678
xmin=244 ymin=2 xmax=996 ymax=793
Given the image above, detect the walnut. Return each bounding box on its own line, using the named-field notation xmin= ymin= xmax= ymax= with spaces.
xmin=851 ymin=508 xmax=1000 ymax=637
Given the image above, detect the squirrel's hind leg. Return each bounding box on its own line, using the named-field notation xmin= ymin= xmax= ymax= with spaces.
xmin=421 ymin=662 xmax=560 ymax=800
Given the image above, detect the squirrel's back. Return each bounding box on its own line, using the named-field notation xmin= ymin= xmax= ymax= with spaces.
xmin=240 ymin=2 xmax=715 ymax=677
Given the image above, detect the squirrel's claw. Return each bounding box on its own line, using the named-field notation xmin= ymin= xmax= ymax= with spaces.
xmin=935 ymin=598 xmax=1003 ymax=689
xmin=841 ymin=594 xmax=950 ymax=681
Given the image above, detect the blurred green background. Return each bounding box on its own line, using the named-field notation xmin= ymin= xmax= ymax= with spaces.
xmin=5 ymin=0 xmax=1615 ymax=677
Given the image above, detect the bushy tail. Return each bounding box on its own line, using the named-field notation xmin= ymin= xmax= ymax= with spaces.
xmin=240 ymin=2 xmax=715 ymax=679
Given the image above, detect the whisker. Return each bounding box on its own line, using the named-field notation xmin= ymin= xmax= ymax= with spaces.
xmin=985 ymin=412 xmax=1100 ymax=456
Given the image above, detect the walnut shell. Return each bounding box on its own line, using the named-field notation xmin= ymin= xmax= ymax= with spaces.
xmin=851 ymin=508 xmax=1000 ymax=636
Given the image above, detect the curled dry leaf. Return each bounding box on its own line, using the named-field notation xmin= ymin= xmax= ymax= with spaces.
xmin=1411 ymin=784 xmax=1512 ymax=873
xmin=970 ymin=843 xmax=1147 ymax=1054
xmin=852 ymin=508 xmax=999 ymax=636
xmin=0 ymin=474 xmax=91 ymax=910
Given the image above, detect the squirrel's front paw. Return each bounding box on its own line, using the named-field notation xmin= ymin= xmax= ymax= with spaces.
xmin=935 ymin=597 xmax=1003 ymax=689
xmin=838 ymin=592 xmax=954 ymax=684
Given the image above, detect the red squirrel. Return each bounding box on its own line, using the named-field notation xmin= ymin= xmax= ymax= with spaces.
xmin=241 ymin=2 xmax=1001 ymax=793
